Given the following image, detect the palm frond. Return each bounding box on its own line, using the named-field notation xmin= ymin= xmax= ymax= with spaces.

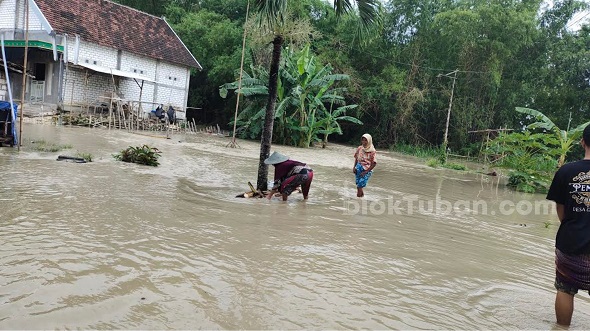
xmin=254 ymin=0 xmax=288 ymax=26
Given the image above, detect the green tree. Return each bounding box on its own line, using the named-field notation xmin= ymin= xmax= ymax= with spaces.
xmin=169 ymin=8 xmax=243 ymax=124
xmin=113 ymin=0 xmax=170 ymax=16
xmin=252 ymin=0 xmax=381 ymax=191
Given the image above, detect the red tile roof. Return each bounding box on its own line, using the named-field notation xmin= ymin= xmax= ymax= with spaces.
xmin=34 ymin=0 xmax=201 ymax=69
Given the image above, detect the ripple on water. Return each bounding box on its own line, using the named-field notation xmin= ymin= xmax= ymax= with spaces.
xmin=0 ymin=123 xmax=589 ymax=329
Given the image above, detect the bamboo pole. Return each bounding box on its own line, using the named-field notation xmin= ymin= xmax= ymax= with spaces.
xmin=18 ymin=0 xmax=29 ymax=151
xmin=227 ymin=0 xmax=249 ymax=148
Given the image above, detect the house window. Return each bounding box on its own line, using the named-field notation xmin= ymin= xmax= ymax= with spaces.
xmin=84 ymin=58 xmax=101 ymax=66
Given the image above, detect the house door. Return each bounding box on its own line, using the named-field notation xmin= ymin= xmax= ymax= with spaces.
xmin=30 ymin=63 xmax=46 ymax=103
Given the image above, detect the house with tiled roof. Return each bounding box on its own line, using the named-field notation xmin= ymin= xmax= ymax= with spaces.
xmin=0 ymin=0 xmax=201 ymax=115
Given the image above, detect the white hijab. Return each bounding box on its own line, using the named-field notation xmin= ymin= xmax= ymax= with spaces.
xmin=362 ymin=133 xmax=376 ymax=153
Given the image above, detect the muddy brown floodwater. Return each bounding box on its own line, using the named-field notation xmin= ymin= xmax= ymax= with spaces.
xmin=0 ymin=123 xmax=589 ymax=329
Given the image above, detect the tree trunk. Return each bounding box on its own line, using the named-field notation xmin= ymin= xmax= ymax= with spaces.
xmin=256 ymin=35 xmax=284 ymax=191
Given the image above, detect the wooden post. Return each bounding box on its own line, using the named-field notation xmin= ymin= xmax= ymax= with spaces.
xmin=108 ymin=94 xmax=112 ymax=130
xmin=18 ymin=0 xmax=30 ymax=150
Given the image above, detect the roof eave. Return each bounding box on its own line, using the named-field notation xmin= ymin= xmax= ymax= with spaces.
xmin=31 ymin=0 xmax=54 ymax=35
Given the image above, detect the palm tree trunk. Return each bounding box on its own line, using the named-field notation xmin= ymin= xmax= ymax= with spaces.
xmin=256 ymin=35 xmax=284 ymax=191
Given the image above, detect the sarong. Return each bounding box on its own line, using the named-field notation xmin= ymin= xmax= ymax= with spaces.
xmin=555 ymin=248 xmax=590 ymax=291
xmin=280 ymin=168 xmax=313 ymax=196
xmin=355 ymin=163 xmax=373 ymax=188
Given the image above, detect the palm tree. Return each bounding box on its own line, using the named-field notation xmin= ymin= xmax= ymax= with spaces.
xmin=253 ymin=0 xmax=381 ymax=192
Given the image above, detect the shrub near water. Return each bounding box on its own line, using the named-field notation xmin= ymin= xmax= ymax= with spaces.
xmin=113 ymin=145 xmax=161 ymax=167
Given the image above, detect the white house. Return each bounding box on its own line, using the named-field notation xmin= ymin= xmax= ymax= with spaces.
xmin=0 ymin=0 xmax=201 ymax=115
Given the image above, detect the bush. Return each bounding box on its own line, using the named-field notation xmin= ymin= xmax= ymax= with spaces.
xmin=393 ymin=143 xmax=441 ymax=158
xmin=113 ymin=145 xmax=161 ymax=166
xmin=507 ymin=170 xmax=549 ymax=194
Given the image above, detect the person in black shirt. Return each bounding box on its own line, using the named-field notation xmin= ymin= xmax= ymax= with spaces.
xmin=546 ymin=124 xmax=590 ymax=326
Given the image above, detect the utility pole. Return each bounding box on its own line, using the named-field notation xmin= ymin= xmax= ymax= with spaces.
xmin=438 ymin=69 xmax=458 ymax=163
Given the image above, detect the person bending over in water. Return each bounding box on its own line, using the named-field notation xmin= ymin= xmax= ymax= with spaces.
xmin=353 ymin=133 xmax=377 ymax=197
xmin=547 ymin=123 xmax=590 ymax=326
xmin=265 ymin=151 xmax=313 ymax=201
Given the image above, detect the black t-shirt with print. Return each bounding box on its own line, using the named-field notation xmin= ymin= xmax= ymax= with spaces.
xmin=547 ymin=159 xmax=590 ymax=255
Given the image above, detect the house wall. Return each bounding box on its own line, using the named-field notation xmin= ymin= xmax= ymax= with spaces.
xmin=60 ymin=40 xmax=116 ymax=106
xmin=154 ymin=61 xmax=188 ymax=110
xmin=0 ymin=0 xmax=16 ymax=30
xmin=61 ymin=37 xmax=191 ymax=113
xmin=119 ymin=51 xmax=156 ymax=112
xmin=0 ymin=71 xmax=8 ymax=100
xmin=62 ymin=66 xmax=112 ymax=107
xmin=10 ymin=0 xmax=44 ymax=31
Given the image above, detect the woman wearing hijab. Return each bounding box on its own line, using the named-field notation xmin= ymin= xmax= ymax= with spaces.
xmin=353 ymin=133 xmax=377 ymax=197
xmin=264 ymin=151 xmax=313 ymax=201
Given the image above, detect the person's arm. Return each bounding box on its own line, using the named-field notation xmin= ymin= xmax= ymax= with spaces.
xmin=267 ymin=189 xmax=277 ymax=199
xmin=267 ymin=179 xmax=281 ymax=199
xmin=360 ymin=152 xmax=376 ymax=176
xmin=360 ymin=161 xmax=376 ymax=176
xmin=556 ymin=203 xmax=565 ymax=223
xmin=353 ymin=148 xmax=359 ymax=174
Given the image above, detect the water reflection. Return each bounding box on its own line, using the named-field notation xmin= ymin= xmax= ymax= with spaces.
xmin=0 ymin=123 xmax=589 ymax=329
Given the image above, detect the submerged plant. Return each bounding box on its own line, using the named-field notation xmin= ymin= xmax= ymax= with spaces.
xmin=113 ymin=145 xmax=161 ymax=167
xmin=76 ymin=152 xmax=93 ymax=162
xmin=442 ymin=162 xmax=467 ymax=171
xmin=32 ymin=139 xmax=73 ymax=152
xmin=426 ymin=158 xmax=467 ymax=171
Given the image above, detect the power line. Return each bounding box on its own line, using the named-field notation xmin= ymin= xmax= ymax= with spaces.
xmin=566 ymin=11 xmax=590 ymax=30
xmin=360 ymin=51 xmax=489 ymax=74
xmin=389 ymin=59 xmax=489 ymax=74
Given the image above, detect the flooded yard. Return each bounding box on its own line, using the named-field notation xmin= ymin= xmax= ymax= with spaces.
xmin=0 ymin=123 xmax=588 ymax=329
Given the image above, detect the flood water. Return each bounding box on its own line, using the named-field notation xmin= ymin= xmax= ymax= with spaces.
xmin=1 ymin=123 xmax=589 ymax=329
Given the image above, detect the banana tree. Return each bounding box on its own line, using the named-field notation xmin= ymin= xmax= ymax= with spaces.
xmin=317 ymin=103 xmax=362 ymax=146
xmin=285 ymin=45 xmax=353 ymax=146
xmin=220 ymin=45 xmax=361 ymax=148
xmin=516 ymin=107 xmax=590 ymax=166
